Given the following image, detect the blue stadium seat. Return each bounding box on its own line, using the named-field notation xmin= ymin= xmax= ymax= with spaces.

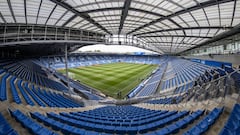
xmin=27 ymin=106 xmax=195 ymax=134
xmin=0 ymin=73 xmax=10 ymax=101
xmin=3 ymin=60 xmax=68 ymax=92
xmin=17 ymin=80 xmax=34 ymax=106
xmin=9 ymin=109 xmax=57 ymax=135
xmin=220 ymin=104 xmax=240 ymax=135
xmin=178 ymin=110 xmax=204 ymax=128
xmin=184 ymin=108 xmax=223 ymax=135
xmin=0 ymin=112 xmax=18 ymax=135
xmin=10 ymin=76 xmax=21 ymax=104
xmin=24 ymin=83 xmax=46 ymax=107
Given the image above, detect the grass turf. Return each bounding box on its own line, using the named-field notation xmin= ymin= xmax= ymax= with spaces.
xmin=59 ymin=63 xmax=157 ymax=99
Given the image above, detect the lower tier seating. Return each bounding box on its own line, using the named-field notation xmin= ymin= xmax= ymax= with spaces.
xmin=14 ymin=106 xmax=214 ymax=135
xmin=148 ymin=110 xmax=204 ymax=135
xmin=220 ymin=104 xmax=240 ymax=135
xmin=10 ymin=76 xmax=21 ymax=104
xmin=9 ymin=109 xmax=58 ymax=135
xmin=0 ymin=112 xmax=18 ymax=135
xmin=183 ymin=107 xmax=223 ymax=135
xmin=0 ymin=104 xmax=230 ymax=135
xmin=0 ymin=73 xmax=10 ymax=101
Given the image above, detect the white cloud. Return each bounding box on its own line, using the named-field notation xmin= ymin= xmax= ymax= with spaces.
xmin=76 ymin=44 xmax=157 ymax=54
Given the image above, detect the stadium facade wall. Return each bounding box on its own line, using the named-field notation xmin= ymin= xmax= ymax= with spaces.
xmin=183 ymin=54 xmax=239 ymax=67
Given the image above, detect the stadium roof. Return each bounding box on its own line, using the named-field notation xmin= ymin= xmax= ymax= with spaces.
xmin=0 ymin=0 xmax=240 ymax=54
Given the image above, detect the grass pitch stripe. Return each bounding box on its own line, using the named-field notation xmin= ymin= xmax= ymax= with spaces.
xmin=76 ymin=64 xmax=149 ymax=77
xmin=59 ymin=63 xmax=157 ymax=99
xmin=82 ymin=63 xmax=141 ymax=72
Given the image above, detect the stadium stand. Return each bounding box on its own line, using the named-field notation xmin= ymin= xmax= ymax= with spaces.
xmin=219 ymin=104 xmax=240 ymax=135
xmin=9 ymin=109 xmax=58 ymax=135
xmin=0 ymin=112 xmax=18 ymax=135
xmin=1 ymin=60 xmax=68 ymax=92
xmin=41 ymin=54 xmax=163 ymax=99
xmin=128 ymin=63 xmax=167 ymax=98
xmin=183 ymin=107 xmax=223 ymax=135
xmin=53 ymin=71 xmax=103 ymax=100
xmin=0 ymin=60 xmax=83 ymax=108
xmin=153 ymin=109 xmax=204 ymax=135
xmin=0 ymin=56 xmax=239 ymax=135
xmin=136 ymin=64 xmax=167 ymax=97
xmin=4 ymin=104 xmax=229 ymax=135
xmin=161 ymin=58 xmax=215 ymax=93
xmin=17 ymin=80 xmax=35 ymax=106
xmin=0 ymin=0 xmax=240 ymax=134
xmin=0 ymin=73 xmax=10 ymax=101
xmin=40 ymin=55 xmax=161 ymax=69
xmin=10 ymin=76 xmax=22 ymax=104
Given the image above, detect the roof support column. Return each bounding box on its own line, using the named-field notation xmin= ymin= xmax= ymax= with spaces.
xmin=118 ymin=0 xmax=132 ymax=34
xmin=65 ymin=44 xmax=71 ymax=92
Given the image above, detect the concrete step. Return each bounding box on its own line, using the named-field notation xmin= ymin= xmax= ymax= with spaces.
xmin=10 ymin=103 xmax=105 ymax=114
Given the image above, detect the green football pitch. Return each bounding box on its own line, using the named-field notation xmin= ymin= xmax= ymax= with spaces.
xmin=58 ymin=63 xmax=157 ymax=99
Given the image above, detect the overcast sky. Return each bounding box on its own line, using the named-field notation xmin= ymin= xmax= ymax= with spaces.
xmin=77 ymin=44 xmax=157 ymax=54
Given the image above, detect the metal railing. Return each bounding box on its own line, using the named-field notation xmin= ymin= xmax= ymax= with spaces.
xmin=105 ymin=35 xmax=163 ymax=54
xmin=0 ymin=24 xmax=164 ymax=54
xmin=186 ymin=69 xmax=239 ymax=104
xmin=142 ymin=68 xmax=240 ymax=110
xmin=0 ymin=24 xmax=106 ymax=45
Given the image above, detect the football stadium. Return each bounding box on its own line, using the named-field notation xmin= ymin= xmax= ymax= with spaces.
xmin=0 ymin=0 xmax=240 ymax=135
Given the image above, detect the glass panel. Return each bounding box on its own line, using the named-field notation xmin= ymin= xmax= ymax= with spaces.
xmin=0 ymin=0 xmax=15 ymax=23
xmin=46 ymin=5 xmax=67 ymax=25
xmin=11 ymin=0 xmax=25 ymax=23
xmin=37 ymin=0 xmax=56 ymax=24
xmin=204 ymin=5 xmax=220 ymax=26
